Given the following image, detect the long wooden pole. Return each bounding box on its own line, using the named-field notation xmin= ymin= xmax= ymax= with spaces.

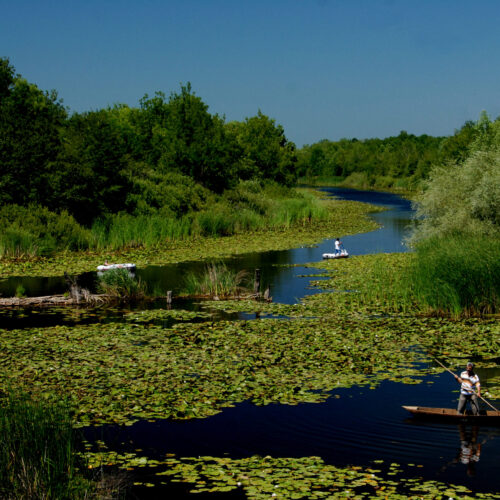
xmin=432 ymin=356 xmax=500 ymax=413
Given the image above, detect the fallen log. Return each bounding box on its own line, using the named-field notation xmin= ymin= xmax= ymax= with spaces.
xmin=0 ymin=294 xmax=108 ymax=307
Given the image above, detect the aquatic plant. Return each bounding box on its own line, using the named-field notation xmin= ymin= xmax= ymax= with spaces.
xmin=82 ymin=450 xmax=500 ymax=499
xmin=182 ymin=263 xmax=250 ymax=298
xmin=97 ymin=268 xmax=146 ymax=301
xmin=0 ymin=392 xmax=93 ymax=499
xmin=0 ymin=199 xmax=381 ymax=280
xmin=408 ymin=233 xmax=500 ymax=316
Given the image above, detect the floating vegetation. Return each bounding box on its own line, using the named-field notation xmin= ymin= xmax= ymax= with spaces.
xmin=0 ymin=311 xmax=498 ymax=427
xmin=124 ymin=308 xmax=213 ymax=324
xmin=81 ymin=450 xmax=500 ymax=499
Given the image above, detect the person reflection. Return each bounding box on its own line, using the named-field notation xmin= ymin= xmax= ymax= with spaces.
xmin=456 ymin=424 xmax=481 ymax=477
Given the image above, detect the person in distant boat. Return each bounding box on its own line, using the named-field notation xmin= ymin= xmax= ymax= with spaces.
xmin=334 ymin=238 xmax=343 ymax=255
xmin=455 ymin=362 xmax=481 ymax=415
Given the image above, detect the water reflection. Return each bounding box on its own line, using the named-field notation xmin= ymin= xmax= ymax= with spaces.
xmin=438 ymin=424 xmax=492 ymax=478
xmin=457 ymin=425 xmax=482 ymax=476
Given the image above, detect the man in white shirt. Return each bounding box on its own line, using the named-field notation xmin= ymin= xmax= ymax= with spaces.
xmin=455 ymin=362 xmax=481 ymax=415
xmin=334 ymin=238 xmax=342 ymax=255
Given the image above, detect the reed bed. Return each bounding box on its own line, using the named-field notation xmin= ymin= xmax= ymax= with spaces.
xmin=0 ymin=392 xmax=92 ymax=499
xmin=183 ymin=263 xmax=250 ymax=298
xmin=0 ymin=185 xmax=328 ymax=257
xmin=97 ymin=268 xmax=147 ymax=300
xmin=347 ymin=234 xmax=500 ymax=317
xmin=408 ymin=234 xmax=500 ymax=316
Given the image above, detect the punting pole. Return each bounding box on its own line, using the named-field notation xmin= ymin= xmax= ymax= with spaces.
xmin=432 ymin=356 xmax=500 ymax=413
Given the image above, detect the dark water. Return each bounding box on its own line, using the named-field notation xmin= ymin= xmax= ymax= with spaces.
xmin=3 ymin=188 xmax=500 ymax=495
xmin=86 ymin=371 xmax=500 ymax=495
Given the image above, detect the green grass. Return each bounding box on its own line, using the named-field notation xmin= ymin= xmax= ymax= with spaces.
xmin=408 ymin=233 xmax=500 ymax=316
xmin=319 ymin=234 xmax=500 ymax=317
xmin=0 ymin=392 xmax=93 ymax=499
xmin=97 ymin=268 xmax=147 ymax=301
xmin=183 ymin=263 xmax=250 ymax=298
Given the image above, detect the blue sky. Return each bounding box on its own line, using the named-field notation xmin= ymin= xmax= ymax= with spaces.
xmin=2 ymin=0 xmax=500 ymax=146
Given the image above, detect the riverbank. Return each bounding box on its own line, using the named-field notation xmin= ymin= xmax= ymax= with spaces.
xmin=0 ymin=198 xmax=382 ymax=280
xmin=299 ymin=176 xmax=419 ymax=198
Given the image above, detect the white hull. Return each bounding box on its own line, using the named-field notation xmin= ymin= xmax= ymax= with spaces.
xmin=322 ymin=252 xmax=349 ymax=259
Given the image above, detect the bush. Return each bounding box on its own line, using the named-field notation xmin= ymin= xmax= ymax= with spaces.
xmin=0 ymin=204 xmax=90 ymax=257
xmin=412 ymin=149 xmax=500 ymax=243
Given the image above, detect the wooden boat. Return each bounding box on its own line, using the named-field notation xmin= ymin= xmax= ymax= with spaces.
xmin=97 ymin=263 xmax=136 ymax=272
xmin=403 ymin=406 xmax=500 ymax=424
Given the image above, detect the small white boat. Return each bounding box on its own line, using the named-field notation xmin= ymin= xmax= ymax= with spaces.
xmin=97 ymin=263 xmax=136 ymax=272
xmin=322 ymin=250 xmax=349 ymax=259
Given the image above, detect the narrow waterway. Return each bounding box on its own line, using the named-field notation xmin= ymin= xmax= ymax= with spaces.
xmin=0 ymin=186 xmax=413 ymax=305
xmin=3 ymin=188 xmax=499 ymax=497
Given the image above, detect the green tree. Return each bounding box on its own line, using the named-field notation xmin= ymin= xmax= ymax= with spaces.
xmin=0 ymin=58 xmax=67 ymax=207
xmin=232 ymin=111 xmax=297 ymax=186
xmin=151 ymin=84 xmax=241 ymax=192
xmin=51 ymin=110 xmax=132 ymax=225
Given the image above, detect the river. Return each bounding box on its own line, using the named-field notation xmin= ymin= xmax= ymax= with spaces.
xmin=3 ymin=187 xmax=500 ymax=497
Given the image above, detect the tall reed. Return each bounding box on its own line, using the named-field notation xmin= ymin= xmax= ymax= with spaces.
xmin=0 ymin=392 xmax=92 ymax=499
xmin=97 ymin=268 xmax=147 ymax=300
xmin=408 ymin=234 xmax=500 ymax=316
xmin=91 ymin=214 xmax=192 ymax=250
xmin=183 ymin=263 xmax=249 ymax=298
xmin=353 ymin=234 xmax=500 ymax=317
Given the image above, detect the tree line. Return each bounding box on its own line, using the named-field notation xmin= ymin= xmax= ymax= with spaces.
xmin=296 ymin=120 xmax=482 ymax=190
xmin=0 ymin=58 xmax=297 ymax=227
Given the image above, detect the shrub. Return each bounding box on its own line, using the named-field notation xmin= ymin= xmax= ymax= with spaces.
xmin=0 ymin=204 xmax=90 ymax=257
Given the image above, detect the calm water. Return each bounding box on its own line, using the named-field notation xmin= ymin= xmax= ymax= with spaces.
xmin=0 ymin=186 xmax=413 ymax=304
xmin=3 ymin=188 xmax=500 ymax=496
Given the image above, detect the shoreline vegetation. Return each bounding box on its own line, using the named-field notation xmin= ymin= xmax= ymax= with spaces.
xmin=1 ymin=56 xmax=499 ymax=498
xmin=0 ymin=196 xmax=383 ymax=280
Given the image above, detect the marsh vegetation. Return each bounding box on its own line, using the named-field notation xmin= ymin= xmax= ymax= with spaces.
xmin=0 ymin=56 xmax=499 ymax=499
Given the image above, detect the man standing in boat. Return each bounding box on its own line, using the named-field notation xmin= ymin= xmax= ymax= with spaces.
xmin=334 ymin=238 xmax=342 ymax=255
xmin=455 ymin=362 xmax=481 ymax=415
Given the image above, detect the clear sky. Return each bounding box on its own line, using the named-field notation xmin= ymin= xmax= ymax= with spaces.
xmin=2 ymin=0 xmax=500 ymax=146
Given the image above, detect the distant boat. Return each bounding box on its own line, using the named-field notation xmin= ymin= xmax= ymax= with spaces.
xmin=403 ymin=406 xmax=500 ymax=424
xmin=322 ymin=250 xmax=349 ymax=259
xmin=97 ymin=263 xmax=136 ymax=272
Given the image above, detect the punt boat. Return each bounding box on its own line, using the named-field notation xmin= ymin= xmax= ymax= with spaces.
xmin=403 ymin=406 xmax=500 ymax=424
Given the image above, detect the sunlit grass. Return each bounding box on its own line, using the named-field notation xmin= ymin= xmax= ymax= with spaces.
xmin=97 ymin=268 xmax=147 ymax=300
xmin=182 ymin=263 xmax=250 ymax=298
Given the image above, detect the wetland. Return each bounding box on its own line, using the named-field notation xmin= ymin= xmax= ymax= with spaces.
xmin=1 ymin=188 xmax=499 ymax=499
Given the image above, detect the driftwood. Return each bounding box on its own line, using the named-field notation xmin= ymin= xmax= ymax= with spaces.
xmin=0 ymin=294 xmax=108 ymax=308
